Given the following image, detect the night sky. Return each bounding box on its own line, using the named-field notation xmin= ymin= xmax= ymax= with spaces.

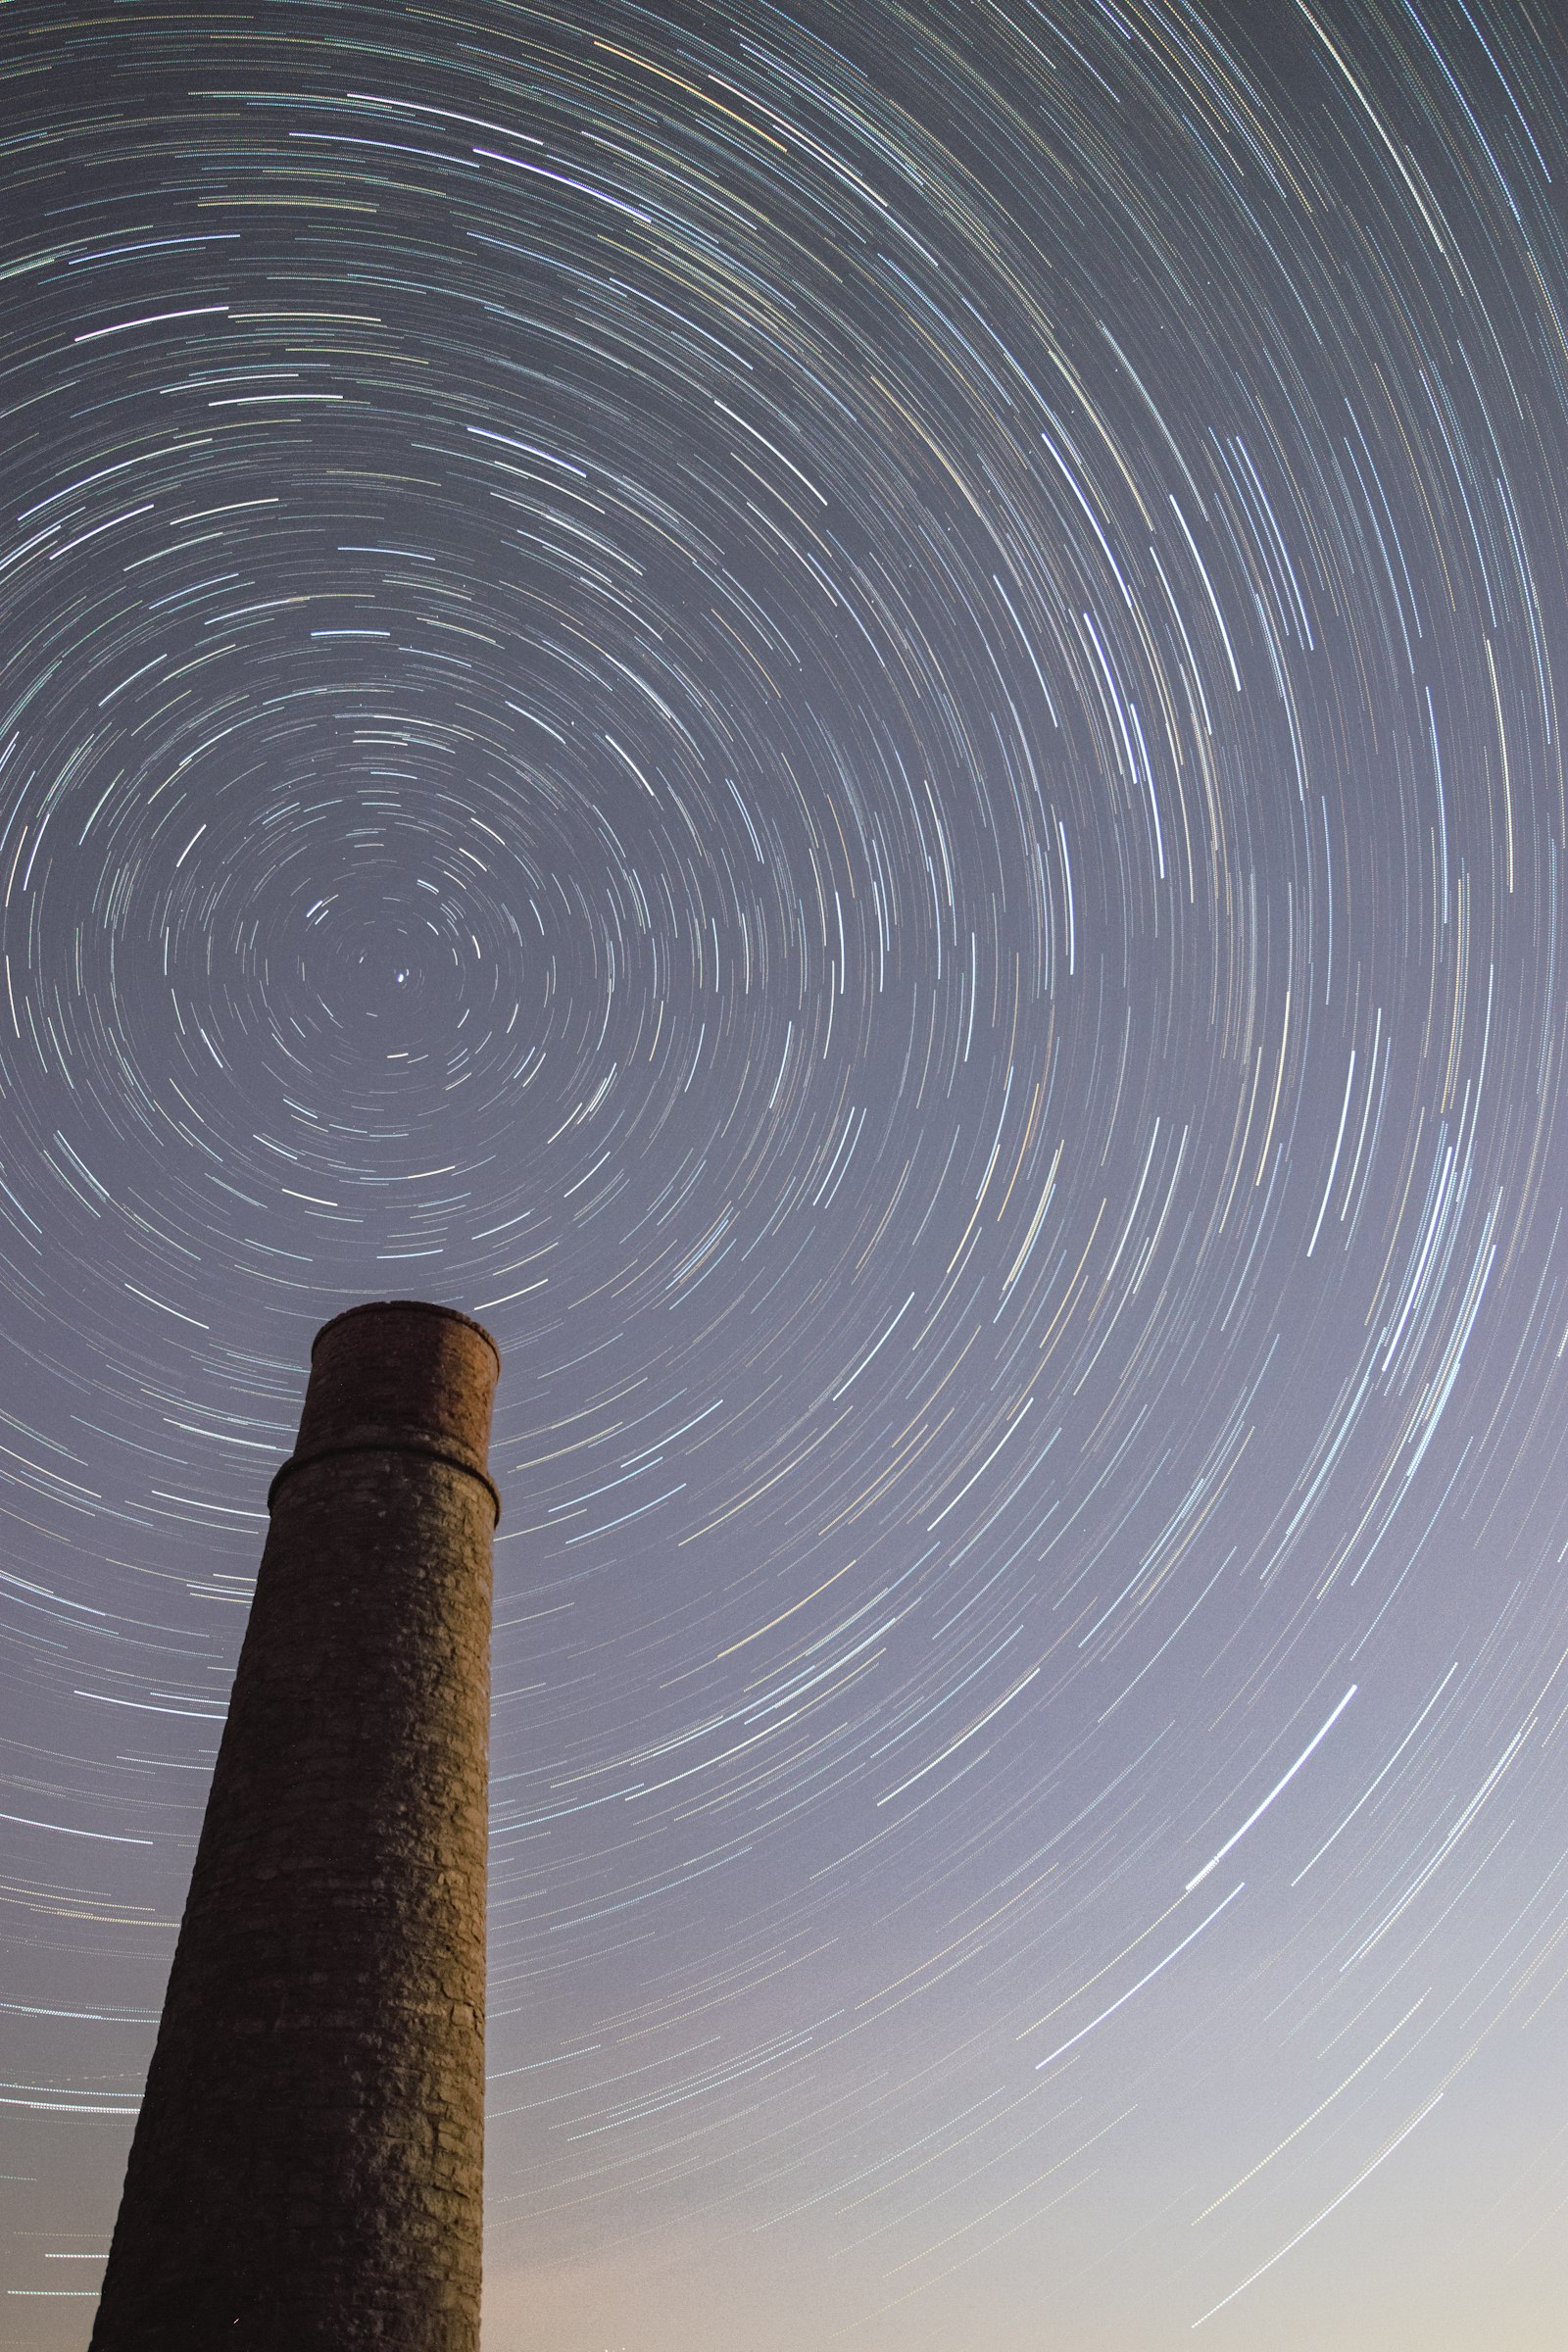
xmin=2 ymin=2 xmax=1566 ymax=2345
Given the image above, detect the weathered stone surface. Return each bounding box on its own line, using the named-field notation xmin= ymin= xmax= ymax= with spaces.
xmin=90 ymin=1302 xmax=499 ymax=2352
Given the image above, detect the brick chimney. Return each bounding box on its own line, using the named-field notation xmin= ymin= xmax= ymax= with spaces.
xmin=90 ymin=1300 xmax=500 ymax=2350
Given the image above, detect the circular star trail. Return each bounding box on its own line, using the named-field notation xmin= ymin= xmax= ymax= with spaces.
xmin=2 ymin=4 xmax=1567 ymax=2344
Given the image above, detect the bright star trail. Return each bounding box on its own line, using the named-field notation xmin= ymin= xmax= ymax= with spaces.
xmin=2 ymin=3 xmax=1566 ymax=2345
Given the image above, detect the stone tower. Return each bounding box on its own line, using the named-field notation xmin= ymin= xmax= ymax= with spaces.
xmin=90 ymin=1300 xmax=501 ymax=2351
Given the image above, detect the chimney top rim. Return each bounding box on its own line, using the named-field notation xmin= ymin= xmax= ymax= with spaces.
xmin=312 ymin=1298 xmax=501 ymax=1371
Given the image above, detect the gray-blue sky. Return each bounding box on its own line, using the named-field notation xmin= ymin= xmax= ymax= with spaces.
xmin=2 ymin=3 xmax=1566 ymax=2343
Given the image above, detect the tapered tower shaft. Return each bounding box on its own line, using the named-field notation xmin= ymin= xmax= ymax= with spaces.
xmin=91 ymin=1300 xmax=500 ymax=2352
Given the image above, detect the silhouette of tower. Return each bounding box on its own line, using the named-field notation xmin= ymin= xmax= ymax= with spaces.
xmin=90 ymin=1300 xmax=501 ymax=2351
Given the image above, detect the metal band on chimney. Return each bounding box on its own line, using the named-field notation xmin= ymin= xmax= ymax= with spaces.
xmin=268 ymin=1432 xmax=503 ymax=1524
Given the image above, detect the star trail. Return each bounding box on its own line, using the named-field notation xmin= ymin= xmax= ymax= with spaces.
xmin=2 ymin=2 xmax=1566 ymax=2344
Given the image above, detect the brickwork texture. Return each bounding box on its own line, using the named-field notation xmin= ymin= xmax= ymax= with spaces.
xmin=90 ymin=1301 xmax=500 ymax=2351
